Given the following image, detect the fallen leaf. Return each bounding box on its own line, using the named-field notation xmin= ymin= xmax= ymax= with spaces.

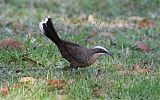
xmin=134 ymin=41 xmax=152 ymax=53
xmin=138 ymin=19 xmax=155 ymax=28
xmin=0 ymin=77 xmax=37 ymax=97
xmin=0 ymin=38 xmax=23 ymax=50
xmin=19 ymin=77 xmax=37 ymax=83
xmin=47 ymin=79 xmax=74 ymax=88
xmin=47 ymin=80 xmax=66 ymax=88
xmin=136 ymin=69 xmax=149 ymax=74
xmin=130 ymin=64 xmax=150 ymax=74
xmin=0 ymin=87 xmax=8 ymax=96
xmin=137 ymin=66 xmax=150 ymax=74
xmin=117 ymin=64 xmax=151 ymax=75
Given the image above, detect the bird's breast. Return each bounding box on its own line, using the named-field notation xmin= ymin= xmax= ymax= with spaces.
xmin=88 ymin=53 xmax=102 ymax=65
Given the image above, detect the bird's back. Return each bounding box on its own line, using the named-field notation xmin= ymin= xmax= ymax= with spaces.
xmin=58 ymin=40 xmax=91 ymax=67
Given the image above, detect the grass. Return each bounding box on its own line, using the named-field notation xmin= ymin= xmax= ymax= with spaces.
xmin=0 ymin=0 xmax=160 ymax=99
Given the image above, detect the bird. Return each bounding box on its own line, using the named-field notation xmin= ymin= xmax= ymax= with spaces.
xmin=39 ymin=15 xmax=113 ymax=69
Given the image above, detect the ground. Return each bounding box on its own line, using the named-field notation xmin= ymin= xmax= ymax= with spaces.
xmin=0 ymin=0 xmax=160 ymax=100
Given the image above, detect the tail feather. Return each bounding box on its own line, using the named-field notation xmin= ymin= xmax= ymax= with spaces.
xmin=39 ymin=15 xmax=62 ymax=45
xmin=45 ymin=15 xmax=57 ymax=34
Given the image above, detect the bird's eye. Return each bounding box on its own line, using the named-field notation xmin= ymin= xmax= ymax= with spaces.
xmin=101 ymin=49 xmax=106 ymax=53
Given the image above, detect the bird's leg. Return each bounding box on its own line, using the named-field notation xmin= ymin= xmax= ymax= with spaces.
xmin=69 ymin=64 xmax=78 ymax=70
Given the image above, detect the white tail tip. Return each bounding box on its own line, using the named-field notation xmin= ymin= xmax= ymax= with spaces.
xmin=39 ymin=15 xmax=51 ymax=32
xmin=39 ymin=20 xmax=45 ymax=32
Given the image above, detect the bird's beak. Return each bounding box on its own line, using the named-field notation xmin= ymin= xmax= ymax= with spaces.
xmin=106 ymin=51 xmax=113 ymax=58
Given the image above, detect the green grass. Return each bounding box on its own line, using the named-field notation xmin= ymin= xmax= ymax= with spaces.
xmin=0 ymin=0 xmax=160 ymax=99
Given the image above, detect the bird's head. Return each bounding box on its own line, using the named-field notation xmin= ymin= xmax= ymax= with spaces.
xmin=92 ymin=46 xmax=113 ymax=58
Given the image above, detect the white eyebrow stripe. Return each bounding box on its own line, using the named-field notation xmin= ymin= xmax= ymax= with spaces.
xmin=93 ymin=46 xmax=107 ymax=51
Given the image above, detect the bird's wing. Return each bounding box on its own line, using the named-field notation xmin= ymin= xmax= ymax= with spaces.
xmin=62 ymin=41 xmax=89 ymax=65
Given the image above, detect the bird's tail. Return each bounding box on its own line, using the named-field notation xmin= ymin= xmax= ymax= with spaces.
xmin=39 ymin=15 xmax=62 ymax=45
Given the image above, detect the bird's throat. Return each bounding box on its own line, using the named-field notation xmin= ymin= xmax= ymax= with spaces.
xmin=88 ymin=53 xmax=102 ymax=65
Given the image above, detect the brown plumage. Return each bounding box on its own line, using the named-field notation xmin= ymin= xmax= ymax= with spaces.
xmin=39 ymin=15 xmax=113 ymax=68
